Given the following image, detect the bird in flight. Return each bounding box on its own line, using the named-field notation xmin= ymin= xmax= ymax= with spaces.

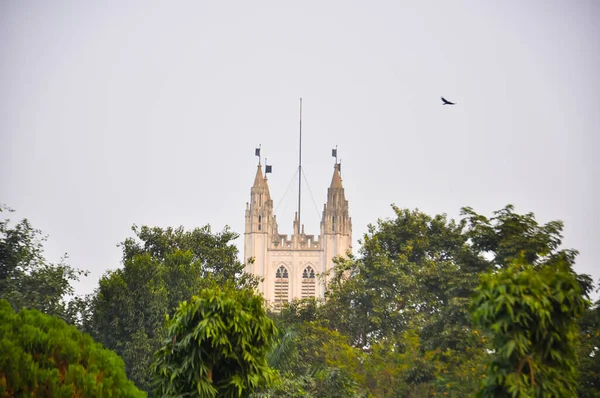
xmin=441 ymin=97 xmax=456 ymax=105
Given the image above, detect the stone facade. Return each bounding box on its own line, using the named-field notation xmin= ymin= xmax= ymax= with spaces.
xmin=244 ymin=164 xmax=352 ymax=306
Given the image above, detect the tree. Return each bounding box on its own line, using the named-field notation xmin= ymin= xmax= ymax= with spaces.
xmin=472 ymin=255 xmax=587 ymax=397
xmin=0 ymin=205 xmax=86 ymax=323
xmin=462 ymin=205 xmax=588 ymax=274
xmin=323 ymin=206 xmax=484 ymax=350
xmin=0 ymin=299 xmax=145 ymax=397
xmin=152 ymin=285 xmax=277 ymax=397
xmin=320 ymin=205 xmax=594 ymax=396
xmin=88 ymin=224 xmax=257 ymax=393
xmin=119 ymin=225 xmax=255 ymax=293
xmin=577 ymin=294 xmax=600 ymax=398
xmin=324 ymin=204 xmax=593 ymax=351
xmin=317 ymin=207 xmax=492 ymax=396
xmin=257 ymin=320 xmax=367 ymax=398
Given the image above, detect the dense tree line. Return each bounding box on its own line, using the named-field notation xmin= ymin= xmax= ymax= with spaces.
xmin=85 ymin=224 xmax=258 ymax=391
xmin=1 ymin=202 xmax=598 ymax=397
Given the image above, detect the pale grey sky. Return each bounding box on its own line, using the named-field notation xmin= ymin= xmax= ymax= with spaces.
xmin=1 ymin=1 xmax=598 ymax=298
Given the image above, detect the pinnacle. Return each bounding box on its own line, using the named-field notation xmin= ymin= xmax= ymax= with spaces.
xmin=330 ymin=165 xmax=343 ymax=189
xmin=252 ymin=164 xmax=272 ymax=200
xmin=253 ymin=165 xmax=265 ymax=187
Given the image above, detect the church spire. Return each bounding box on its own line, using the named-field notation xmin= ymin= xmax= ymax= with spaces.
xmin=321 ymin=160 xmax=351 ymax=236
xmin=320 ymin=156 xmax=352 ymax=293
xmin=330 ymin=164 xmax=343 ymax=189
xmin=249 ymin=164 xmax=272 ymax=206
xmin=246 ymin=154 xmax=274 ymax=236
xmin=253 ymin=164 xmax=268 ymax=190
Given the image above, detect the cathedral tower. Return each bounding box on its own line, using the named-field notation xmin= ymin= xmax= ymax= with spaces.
xmin=244 ymin=164 xmax=274 ymax=294
xmin=320 ymin=164 xmax=352 ymax=287
xmin=244 ymin=157 xmax=352 ymax=306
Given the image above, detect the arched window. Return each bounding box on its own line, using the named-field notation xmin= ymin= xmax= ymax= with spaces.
xmin=274 ymin=265 xmax=289 ymax=306
xmin=301 ymin=265 xmax=316 ymax=298
xmin=332 ymin=216 xmax=336 ymax=232
xmin=258 ymin=215 xmax=262 ymax=231
xmin=276 ymin=266 xmax=288 ymax=278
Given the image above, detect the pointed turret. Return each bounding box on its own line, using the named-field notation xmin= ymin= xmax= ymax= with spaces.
xmin=244 ymin=162 xmax=278 ymax=293
xmin=252 ymin=165 xmax=271 ymax=194
xmin=321 ymin=164 xmax=351 ymax=235
xmin=245 ymin=165 xmax=274 ymax=234
xmin=320 ymin=163 xmax=352 ymax=287
xmin=330 ymin=165 xmax=343 ymax=189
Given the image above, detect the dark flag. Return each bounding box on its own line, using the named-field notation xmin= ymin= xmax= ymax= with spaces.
xmin=265 ymin=165 xmax=272 ymax=174
xmin=332 ymin=148 xmax=337 ymax=158
xmin=255 ymin=148 xmax=261 ymax=157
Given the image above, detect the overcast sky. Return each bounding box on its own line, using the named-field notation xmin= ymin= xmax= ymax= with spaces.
xmin=1 ymin=1 xmax=598 ymax=299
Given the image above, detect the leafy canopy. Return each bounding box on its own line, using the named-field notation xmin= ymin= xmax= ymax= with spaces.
xmin=0 ymin=205 xmax=86 ymax=323
xmin=577 ymin=295 xmax=600 ymax=398
xmin=0 ymin=300 xmax=145 ymax=397
xmin=88 ymin=224 xmax=257 ymax=393
xmin=152 ymin=285 xmax=277 ymax=397
xmin=317 ymin=204 xmax=593 ymax=397
xmin=472 ymin=255 xmax=588 ymax=397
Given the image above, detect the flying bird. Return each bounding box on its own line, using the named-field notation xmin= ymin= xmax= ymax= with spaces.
xmin=441 ymin=97 xmax=456 ymax=105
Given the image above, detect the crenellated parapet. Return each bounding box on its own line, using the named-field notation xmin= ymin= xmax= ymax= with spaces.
xmin=270 ymin=233 xmax=321 ymax=250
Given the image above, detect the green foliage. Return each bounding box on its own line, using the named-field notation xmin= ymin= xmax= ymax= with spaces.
xmin=0 ymin=205 xmax=87 ymax=323
xmin=256 ymin=299 xmax=369 ymax=397
xmin=120 ymin=225 xmax=256 ymax=290
xmin=6 ymin=201 xmax=594 ymax=397
xmin=152 ymin=285 xmax=277 ymax=397
xmin=88 ymin=224 xmax=257 ymax=393
xmin=259 ymin=320 xmax=366 ymax=398
xmin=578 ymin=297 xmax=600 ymax=397
xmin=472 ymin=255 xmax=587 ymax=397
xmin=315 ymin=205 xmax=596 ymax=397
xmin=273 ymin=298 xmax=321 ymax=330
xmin=323 ymin=206 xmax=480 ymax=350
xmin=318 ymin=207 xmax=479 ymax=396
xmin=323 ymin=206 xmax=488 ymax=369
xmin=462 ymin=205 xmax=578 ymax=271
xmin=0 ymin=299 xmax=145 ymax=397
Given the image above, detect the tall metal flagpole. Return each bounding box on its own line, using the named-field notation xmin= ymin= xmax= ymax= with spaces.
xmin=298 ymin=98 xmax=302 ymax=232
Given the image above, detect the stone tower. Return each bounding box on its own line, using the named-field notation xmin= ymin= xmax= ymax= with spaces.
xmin=244 ymin=163 xmax=352 ymax=306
